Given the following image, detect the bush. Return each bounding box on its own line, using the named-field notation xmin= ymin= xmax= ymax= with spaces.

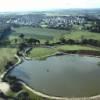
xmin=10 ymin=82 xmax=22 ymax=92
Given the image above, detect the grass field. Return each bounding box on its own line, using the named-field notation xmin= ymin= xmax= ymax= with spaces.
xmin=0 ymin=48 xmax=17 ymax=74
xmin=10 ymin=26 xmax=68 ymax=41
xmin=29 ymin=45 xmax=100 ymax=59
xmin=64 ymin=30 xmax=100 ymax=40
xmin=29 ymin=47 xmax=57 ymax=59
xmin=9 ymin=26 xmax=100 ymax=44
xmin=8 ymin=26 xmax=100 ymax=59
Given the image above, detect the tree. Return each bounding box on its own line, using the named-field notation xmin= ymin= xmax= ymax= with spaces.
xmin=14 ymin=38 xmax=18 ymax=44
xmin=10 ymin=82 xmax=22 ymax=92
xmin=7 ymin=76 xmax=18 ymax=84
xmin=19 ymin=33 xmax=25 ymax=44
xmin=27 ymin=38 xmax=40 ymax=45
xmin=45 ymin=40 xmax=49 ymax=45
xmin=19 ymin=34 xmax=24 ymax=39
xmin=18 ymin=43 xmax=27 ymax=51
xmin=89 ymin=21 xmax=100 ymax=33
xmin=5 ymin=61 xmax=14 ymax=69
xmin=59 ymin=37 xmax=66 ymax=44
xmin=0 ymin=91 xmax=10 ymax=99
xmin=67 ymin=39 xmax=75 ymax=44
xmin=16 ymin=92 xmax=30 ymax=100
xmin=27 ymin=38 xmax=34 ymax=45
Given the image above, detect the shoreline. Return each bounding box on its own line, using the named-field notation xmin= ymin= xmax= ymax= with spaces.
xmin=1 ymin=47 xmax=100 ymax=100
xmin=0 ymin=54 xmax=22 ymax=94
xmin=19 ymin=81 xmax=100 ymax=100
xmin=1 ymin=54 xmax=22 ymax=81
xmin=30 ymin=49 xmax=100 ymax=60
xmin=18 ymin=49 xmax=100 ymax=100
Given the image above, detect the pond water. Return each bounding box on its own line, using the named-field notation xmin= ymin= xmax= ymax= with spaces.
xmin=9 ymin=54 xmax=100 ymax=97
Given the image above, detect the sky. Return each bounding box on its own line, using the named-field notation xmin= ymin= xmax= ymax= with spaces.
xmin=0 ymin=0 xmax=100 ymax=12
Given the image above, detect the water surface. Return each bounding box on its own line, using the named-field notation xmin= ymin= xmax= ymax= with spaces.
xmin=9 ymin=55 xmax=100 ymax=97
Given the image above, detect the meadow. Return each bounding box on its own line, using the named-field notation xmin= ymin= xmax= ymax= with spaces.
xmin=9 ymin=26 xmax=100 ymax=42
xmin=8 ymin=26 xmax=100 ymax=59
xmin=10 ymin=26 xmax=68 ymax=41
xmin=0 ymin=48 xmax=17 ymax=74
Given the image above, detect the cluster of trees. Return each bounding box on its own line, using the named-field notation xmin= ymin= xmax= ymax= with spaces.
xmin=6 ymin=76 xmax=22 ymax=92
xmin=48 ymin=24 xmax=73 ymax=30
xmin=57 ymin=37 xmax=100 ymax=47
xmin=84 ymin=22 xmax=100 ymax=33
xmin=4 ymin=75 xmax=31 ymax=100
xmin=0 ymin=91 xmax=7 ymax=99
xmin=81 ymin=38 xmax=100 ymax=46
xmin=10 ymin=82 xmax=23 ymax=92
xmin=19 ymin=33 xmax=40 ymax=45
xmin=0 ymin=32 xmax=40 ymax=51
xmin=16 ymin=91 xmax=30 ymax=100
xmin=0 ymin=91 xmax=14 ymax=100
xmin=18 ymin=33 xmax=40 ymax=52
xmin=89 ymin=23 xmax=100 ymax=33
xmin=0 ymin=24 xmax=11 ymax=33
xmin=5 ymin=61 xmax=14 ymax=69
xmin=0 ymin=24 xmax=11 ymax=40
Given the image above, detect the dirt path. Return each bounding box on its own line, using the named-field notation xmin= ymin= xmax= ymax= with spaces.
xmin=0 ymin=82 xmax=10 ymax=93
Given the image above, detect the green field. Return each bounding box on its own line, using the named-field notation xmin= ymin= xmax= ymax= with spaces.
xmin=1 ymin=26 xmax=100 ymax=99
xmin=29 ymin=45 xmax=100 ymax=59
xmin=9 ymin=26 xmax=100 ymax=43
xmin=0 ymin=48 xmax=17 ymax=74
xmin=64 ymin=30 xmax=100 ymax=40
xmin=4 ymin=26 xmax=100 ymax=60
xmin=8 ymin=26 xmax=100 ymax=59
xmin=10 ymin=26 xmax=68 ymax=41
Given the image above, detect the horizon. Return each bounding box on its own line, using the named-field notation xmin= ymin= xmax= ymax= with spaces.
xmin=0 ymin=8 xmax=100 ymax=14
xmin=0 ymin=0 xmax=100 ymax=12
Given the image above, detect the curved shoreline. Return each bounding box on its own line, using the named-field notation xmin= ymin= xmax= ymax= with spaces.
xmin=1 ymin=48 xmax=100 ymax=100
xmin=19 ymin=81 xmax=100 ymax=100
xmin=0 ymin=54 xmax=22 ymax=94
xmin=0 ymin=54 xmax=22 ymax=81
xmin=58 ymin=49 xmax=100 ymax=57
xmin=18 ymin=50 xmax=100 ymax=100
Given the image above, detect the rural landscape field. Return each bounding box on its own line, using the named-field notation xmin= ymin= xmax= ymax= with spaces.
xmin=0 ymin=1 xmax=100 ymax=100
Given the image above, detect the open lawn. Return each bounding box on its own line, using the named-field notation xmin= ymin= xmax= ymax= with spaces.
xmin=9 ymin=27 xmax=100 ymax=44
xmin=0 ymin=48 xmax=17 ymax=74
xmin=10 ymin=26 xmax=68 ymax=40
xmin=58 ymin=45 xmax=100 ymax=51
xmin=29 ymin=47 xmax=57 ymax=59
xmin=29 ymin=45 xmax=100 ymax=59
xmin=64 ymin=30 xmax=100 ymax=40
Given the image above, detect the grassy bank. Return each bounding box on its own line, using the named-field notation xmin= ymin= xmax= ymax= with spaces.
xmin=28 ymin=47 xmax=57 ymax=59
xmin=28 ymin=45 xmax=100 ymax=59
xmin=58 ymin=45 xmax=100 ymax=51
xmin=22 ymin=86 xmax=46 ymax=100
xmin=0 ymin=48 xmax=17 ymax=74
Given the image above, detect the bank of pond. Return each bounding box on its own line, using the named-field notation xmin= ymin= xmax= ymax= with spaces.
xmin=6 ymin=53 xmax=100 ymax=98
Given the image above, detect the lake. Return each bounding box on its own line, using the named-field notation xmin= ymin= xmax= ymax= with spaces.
xmin=9 ymin=54 xmax=100 ymax=97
